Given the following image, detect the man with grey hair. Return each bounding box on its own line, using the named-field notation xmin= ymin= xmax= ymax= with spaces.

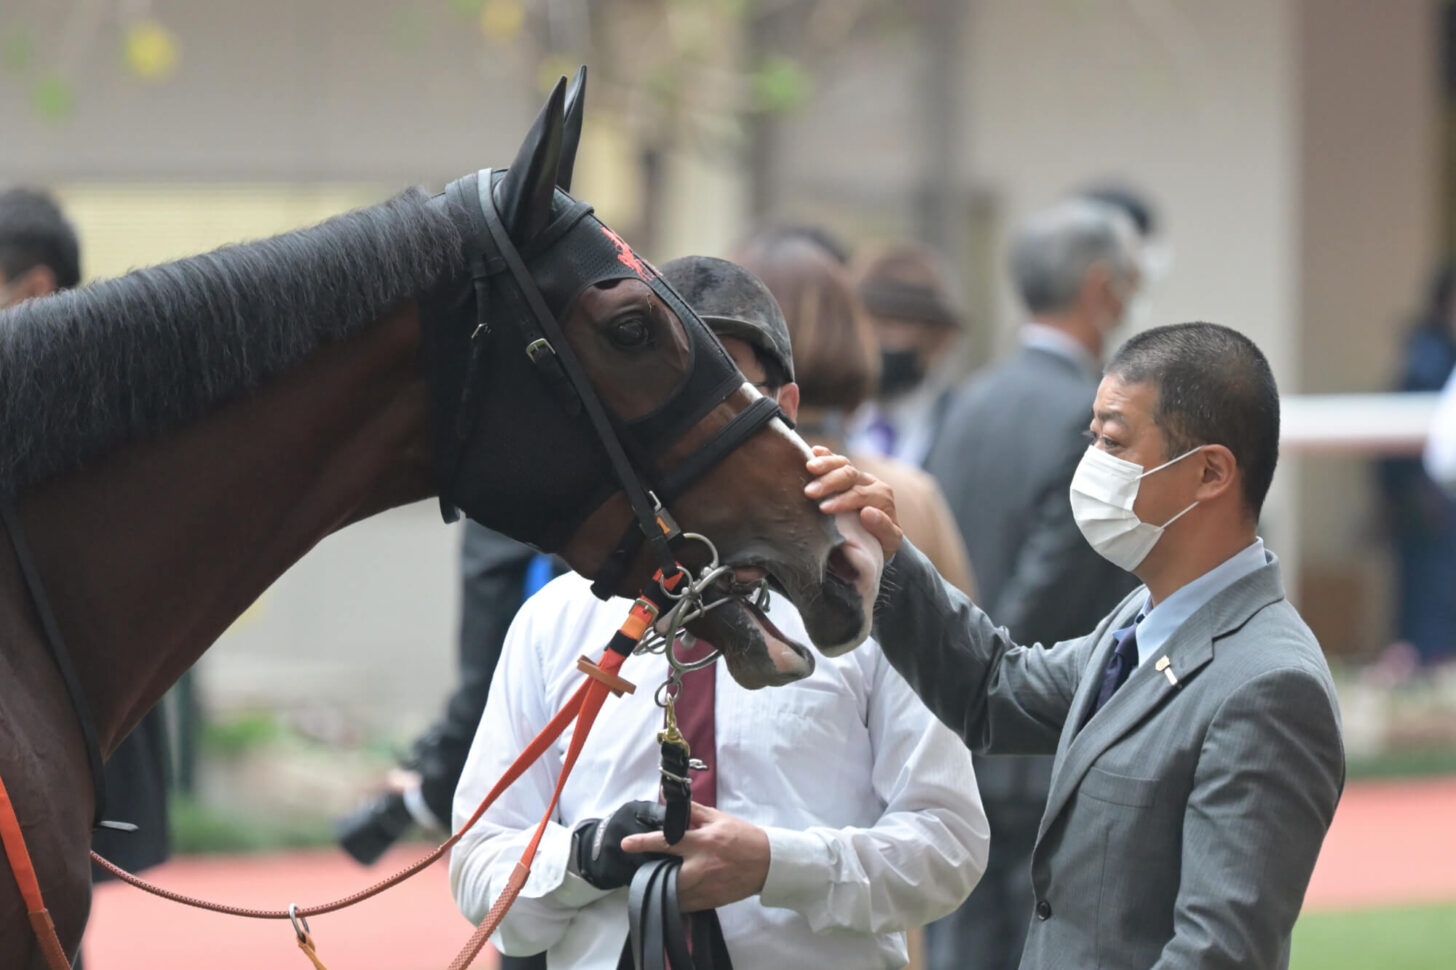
xmin=921 ymin=199 xmax=1144 ymax=970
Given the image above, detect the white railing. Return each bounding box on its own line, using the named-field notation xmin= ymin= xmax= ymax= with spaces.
xmin=1280 ymin=392 xmax=1438 ymax=457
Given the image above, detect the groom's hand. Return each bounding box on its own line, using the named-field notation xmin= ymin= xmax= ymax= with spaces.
xmin=620 ymin=802 xmax=770 ymax=913
xmin=573 ymin=800 xmax=668 ymax=889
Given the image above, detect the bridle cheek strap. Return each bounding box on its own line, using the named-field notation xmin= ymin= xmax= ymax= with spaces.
xmin=589 ymin=394 xmax=789 ymax=599
xmin=473 ymin=170 xmax=681 ymax=579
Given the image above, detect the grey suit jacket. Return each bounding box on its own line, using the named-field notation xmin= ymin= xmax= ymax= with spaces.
xmin=926 ymin=344 xmax=1137 ymax=805
xmin=874 ymin=542 xmax=1346 ymax=970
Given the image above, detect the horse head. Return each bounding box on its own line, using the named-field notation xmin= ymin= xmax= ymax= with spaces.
xmin=425 ymin=70 xmax=882 ymax=688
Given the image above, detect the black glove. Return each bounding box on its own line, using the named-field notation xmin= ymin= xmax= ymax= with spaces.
xmin=573 ymin=800 xmax=667 ymax=890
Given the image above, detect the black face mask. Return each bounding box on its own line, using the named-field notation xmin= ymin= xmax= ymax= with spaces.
xmin=878 ymin=348 xmax=924 ymax=397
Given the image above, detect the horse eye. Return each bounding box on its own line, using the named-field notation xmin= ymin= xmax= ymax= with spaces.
xmin=608 ymin=316 xmax=652 ymax=350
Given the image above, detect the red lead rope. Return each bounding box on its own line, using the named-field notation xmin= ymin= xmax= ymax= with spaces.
xmin=10 ymin=584 xmax=672 ymax=969
xmin=445 ymin=644 xmax=634 ymax=969
xmin=0 ymin=773 xmax=73 ymax=970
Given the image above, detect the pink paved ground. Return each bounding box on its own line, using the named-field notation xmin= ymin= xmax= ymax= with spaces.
xmin=83 ymin=776 xmax=1456 ymax=968
xmin=1303 ymin=774 xmax=1456 ymax=911
xmin=85 ymin=845 xmax=494 ymax=970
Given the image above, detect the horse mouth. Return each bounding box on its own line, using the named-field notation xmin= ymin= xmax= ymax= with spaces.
xmin=682 ymin=516 xmax=881 ymax=689
xmin=683 ymin=567 xmax=816 ymax=690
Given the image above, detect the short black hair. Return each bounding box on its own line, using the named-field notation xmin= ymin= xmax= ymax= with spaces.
xmin=750 ymin=343 xmax=791 ymax=392
xmin=1106 ymin=322 xmax=1279 ymax=517
xmin=0 ymin=188 xmax=81 ymax=290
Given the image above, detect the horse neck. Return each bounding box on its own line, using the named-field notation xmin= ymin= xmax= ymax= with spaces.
xmin=18 ymin=303 xmax=434 ymax=751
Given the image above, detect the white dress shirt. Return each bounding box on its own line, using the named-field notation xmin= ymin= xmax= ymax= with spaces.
xmin=450 ymin=573 xmax=988 ymax=970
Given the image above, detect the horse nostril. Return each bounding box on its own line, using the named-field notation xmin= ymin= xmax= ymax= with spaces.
xmin=827 ymin=543 xmax=859 ymax=586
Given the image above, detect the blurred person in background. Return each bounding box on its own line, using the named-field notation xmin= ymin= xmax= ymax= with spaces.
xmin=1383 ymin=261 xmax=1456 ymax=678
xmin=450 ymin=255 xmax=987 ymax=970
xmin=1077 ymin=181 xmax=1171 ymax=327
xmin=0 ymin=186 xmax=172 ymax=969
xmin=736 ymin=229 xmax=976 ymax=595
xmin=337 ymin=524 xmax=559 ymax=970
xmin=919 ymin=198 xmax=1143 ymax=970
xmin=846 ymin=243 xmax=968 ymax=467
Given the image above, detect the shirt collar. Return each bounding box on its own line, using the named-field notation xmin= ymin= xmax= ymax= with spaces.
xmin=1020 ymin=322 xmax=1101 ymax=378
xmin=1133 ymin=538 xmax=1267 ymax=666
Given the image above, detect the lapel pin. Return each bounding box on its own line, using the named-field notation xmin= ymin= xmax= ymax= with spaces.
xmin=1155 ymin=655 xmax=1179 ymax=688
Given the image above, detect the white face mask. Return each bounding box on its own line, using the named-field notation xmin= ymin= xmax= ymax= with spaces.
xmin=1070 ymin=444 xmax=1203 ymax=571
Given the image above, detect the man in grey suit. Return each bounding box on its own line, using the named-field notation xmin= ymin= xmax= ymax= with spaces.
xmin=807 ymin=322 xmax=1345 ymax=969
xmin=921 ymin=200 xmax=1142 ymax=970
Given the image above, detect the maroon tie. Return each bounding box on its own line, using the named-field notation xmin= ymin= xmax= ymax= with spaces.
xmin=671 ymin=637 xmax=717 ymax=808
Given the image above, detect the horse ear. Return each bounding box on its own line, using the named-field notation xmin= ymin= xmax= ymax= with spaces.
xmin=494 ymin=76 xmax=567 ymax=242
xmin=557 ymin=66 xmax=587 ymax=192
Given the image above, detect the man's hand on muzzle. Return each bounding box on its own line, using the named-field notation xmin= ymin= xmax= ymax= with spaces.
xmin=804 ymin=446 xmax=904 ymax=560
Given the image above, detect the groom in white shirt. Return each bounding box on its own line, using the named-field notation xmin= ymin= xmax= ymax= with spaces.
xmin=449 ymin=256 xmax=988 ymax=969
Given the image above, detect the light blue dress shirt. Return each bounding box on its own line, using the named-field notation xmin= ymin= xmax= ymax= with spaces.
xmin=1132 ymin=539 xmax=1267 ymax=667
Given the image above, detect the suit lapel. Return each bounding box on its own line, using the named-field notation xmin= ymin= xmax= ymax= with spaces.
xmin=1038 ymin=555 xmax=1287 ymax=843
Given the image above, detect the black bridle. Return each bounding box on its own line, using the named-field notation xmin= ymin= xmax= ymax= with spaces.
xmin=430 ymin=170 xmax=791 ymax=598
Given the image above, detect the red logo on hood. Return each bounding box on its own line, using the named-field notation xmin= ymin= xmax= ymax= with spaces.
xmin=601 ymin=225 xmax=656 ymax=281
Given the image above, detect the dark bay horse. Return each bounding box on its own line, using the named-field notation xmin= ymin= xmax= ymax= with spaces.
xmin=0 ymin=70 xmax=882 ymax=966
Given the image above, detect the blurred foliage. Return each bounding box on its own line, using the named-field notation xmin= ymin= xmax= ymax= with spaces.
xmin=18 ymin=0 xmax=921 ymax=159
xmin=479 ymin=0 xmax=527 ymax=44
xmin=169 ymin=793 xmax=337 ymax=855
xmin=442 ymin=0 xmax=916 ymax=160
xmin=1292 ymin=903 xmax=1456 ymax=970
xmin=751 ymin=54 xmax=812 ymax=113
xmin=200 ymin=710 xmax=285 ymax=759
xmin=31 ymin=74 xmax=76 ymax=122
xmin=10 ymin=4 xmax=184 ymax=121
xmin=1 ymin=28 xmax=35 ymax=74
xmin=1346 ymin=744 xmax=1456 ymax=781
xmin=122 ymin=19 xmax=181 ymax=82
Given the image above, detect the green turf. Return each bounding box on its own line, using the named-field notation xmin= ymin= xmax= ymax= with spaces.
xmin=1346 ymin=746 xmax=1456 ymax=781
xmin=1292 ymin=902 xmax=1456 ymax=970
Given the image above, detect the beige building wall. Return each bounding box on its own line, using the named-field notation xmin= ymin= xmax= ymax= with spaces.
xmin=1294 ymin=0 xmax=1440 ymax=652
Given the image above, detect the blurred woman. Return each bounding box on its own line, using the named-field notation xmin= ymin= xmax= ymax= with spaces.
xmin=737 ymin=231 xmax=976 ymax=595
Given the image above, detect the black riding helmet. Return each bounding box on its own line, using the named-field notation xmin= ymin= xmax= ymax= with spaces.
xmin=658 ymin=256 xmax=795 ymax=385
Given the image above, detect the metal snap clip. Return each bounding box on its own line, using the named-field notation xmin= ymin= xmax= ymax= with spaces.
xmin=289 ymin=903 xmax=311 ymax=944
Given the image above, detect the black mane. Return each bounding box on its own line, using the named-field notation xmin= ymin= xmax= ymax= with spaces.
xmin=0 ymin=188 xmax=463 ymax=494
